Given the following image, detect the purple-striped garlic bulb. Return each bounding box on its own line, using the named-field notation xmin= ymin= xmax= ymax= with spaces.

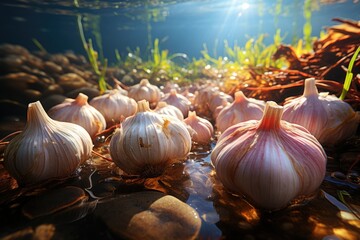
xmin=209 ymin=91 xmax=233 ymax=113
xmin=211 ymin=101 xmax=327 ymax=210
xmin=282 ymin=78 xmax=360 ymax=146
xmin=48 ymin=93 xmax=106 ymax=139
xmin=216 ymin=91 xmax=265 ymax=133
xmin=212 ymin=99 xmax=230 ymax=121
xmin=184 ymin=111 xmax=214 ymax=144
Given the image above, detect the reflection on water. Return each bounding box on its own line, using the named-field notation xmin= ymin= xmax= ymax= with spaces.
xmin=0 ymin=135 xmax=359 ymax=239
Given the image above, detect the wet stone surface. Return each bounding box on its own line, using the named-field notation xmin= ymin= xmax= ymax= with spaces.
xmin=94 ymin=191 xmax=201 ymax=240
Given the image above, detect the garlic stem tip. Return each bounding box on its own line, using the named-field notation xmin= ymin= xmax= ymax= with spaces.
xmin=140 ymin=79 xmax=149 ymax=85
xmin=76 ymin=93 xmax=89 ymax=105
xmin=137 ymin=100 xmax=151 ymax=112
xmin=303 ymin=78 xmax=319 ymax=97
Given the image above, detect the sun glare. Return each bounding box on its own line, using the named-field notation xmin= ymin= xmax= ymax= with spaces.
xmin=241 ymin=2 xmax=250 ymax=10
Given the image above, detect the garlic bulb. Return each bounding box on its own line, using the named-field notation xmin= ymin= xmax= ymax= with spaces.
xmin=110 ymin=100 xmax=191 ymax=177
xmin=48 ymin=93 xmax=106 ymax=139
xmin=128 ymin=79 xmax=161 ymax=108
xmin=211 ymin=101 xmax=327 ymax=210
xmin=216 ymin=91 xmax=265 ymax=133
xmin=184 ymin=111 xmax=214 ymax=144
xmin=160 ymin=81 xmax=181 ymax=94
xmin=154 ymin=101 xmax=184 ymax=120
xmin=90 ymin=89 xmax=137 ymax=126
xmin=181 ymin=89 xmax=195 ymax=105
xmin=212 ymin=99 xmax=230 ymax=120
xmin=193 ymin=85 xmax=219 ymax=117
xmin=282 ymin=78 xmax=360 ymax=146
xmin=160 ymin=89 xmax=191 ymax=117
xmin=209 ymin=91 xmax=233 ymax=113
xmin=114 ymin=83 xmax=128 ymax=96
xmin=4 ymin=101 xmax=93 ymax=185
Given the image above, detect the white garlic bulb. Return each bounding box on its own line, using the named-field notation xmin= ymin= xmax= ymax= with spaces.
xmin=48 ymin=93 xmax=106 ymax=139
xmin=160 ymin=89 xmax=191 ymax=117
xmin=114 ymin=83 xmax=128 ymax=96
xmin=184 ymin=111 xmax=214 ymax=144
xmin=216 ymin=91 xmax=265 ymax=133
xmin=4 ymin=101 xmax=93 ymax=185
xmin=211 ymin=101 xmax=327 ymax=210
xmin=110 ymin=100 xmax=192 ymax=177
xmin=154 ymin=101 xmax=184 ymax=120
xmin=90 ymin=89 xmax=137 ymax=127
xmin=128 ymin=79 xmax=161 ymax=108
xmin=282 ymin=78 xmax=360 ymax=146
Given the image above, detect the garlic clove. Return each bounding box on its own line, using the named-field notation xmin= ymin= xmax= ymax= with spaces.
xmin=48 ymin=93 xmax=106 ymax=139
xmin=283 ymin=78 xmax=360 ymax=146
xmin=4 ymin=101 xmax=93 ymax=185
xmin=211 ymin=101 xmax=327 ymax=210
xmin=110 ymin=100 xmax=191 ymax=177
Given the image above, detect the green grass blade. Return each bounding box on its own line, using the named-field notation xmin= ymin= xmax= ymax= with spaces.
xmin=339 ymin=46 xmax=360 ymax=100
xmin=32 ymin=38 xmax=47 ymax=53
xmin=98 ymin=58 xmax=108 ymax=94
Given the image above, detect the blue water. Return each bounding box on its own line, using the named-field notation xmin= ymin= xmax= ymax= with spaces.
xmin=0 ymin=0 xmax=359 ymax=62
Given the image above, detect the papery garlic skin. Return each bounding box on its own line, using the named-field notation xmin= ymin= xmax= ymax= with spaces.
xmin=282 ymin=78 xmax=360 ymax=146
xmin=128 ymin=79 xmax=161 ymax=108
xmin=110 ymin=100 xmax=191 ymax=177
xmin=211 ymin=101 xmax=327 ymax=210
xmin=155 ymin=101 xmax=184 ymax=120
xmin=90 ymin=89 xmax=137 ymax=126
xmin=160 ymin=89 xmax=191 ymax=117
xmin=4 ymin=101 xmax=93 ymax=185
xmin=184 ymin=111 xmax=214 ymax=144
xmin=216 ymin=91 xmax=265 ymax=133
xmin=48 ymin=93 xmax=106 ymax=139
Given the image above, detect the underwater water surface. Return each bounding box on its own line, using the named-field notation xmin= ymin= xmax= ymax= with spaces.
xmin=0 ymin=0 xmax=359 ymax=61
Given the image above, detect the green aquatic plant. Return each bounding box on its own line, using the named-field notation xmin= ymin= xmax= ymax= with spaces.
xmin=77 ymin=15 xmax=108 ymax=94
xmin=217 ymin=29 xmax=285 ymax=69
xmin=88 ymin=15 xmax=105 ymax=62
xmin=32 ymin=38 xmax=47 ymax=53
xmin=140 ymin=38 xmax=190 ymax=83
xmin=303 ymin=0 xmax=316 ymax=52
xmin=201 ymin=44 xmax=225 ymax=70
xmin=339 ymin=46 xmax=360 ymax=100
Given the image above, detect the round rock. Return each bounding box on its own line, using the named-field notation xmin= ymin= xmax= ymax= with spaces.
xmin=94 ymin=191 xmax=201 ymax=240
